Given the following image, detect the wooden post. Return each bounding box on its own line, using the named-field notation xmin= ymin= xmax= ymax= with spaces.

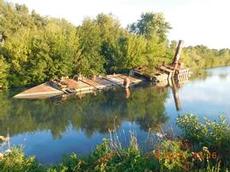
xmin=125 ymin=88 xmax=130 ymax=98
xmin=123 ymin=77 xmax=130 ymax=88
xmin=92 ymin=75 xmax=96 ymax=81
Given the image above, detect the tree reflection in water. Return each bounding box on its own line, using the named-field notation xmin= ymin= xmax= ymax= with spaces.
xmin=0 ymin=85 xmax=169 ymax=139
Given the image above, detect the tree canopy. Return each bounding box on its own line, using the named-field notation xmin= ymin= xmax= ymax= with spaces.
xmin=0 ymin=0 xmax=229 ymax=89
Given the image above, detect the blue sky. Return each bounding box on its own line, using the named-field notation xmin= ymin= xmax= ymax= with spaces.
xmin=6 ymin=0 xmax=230 ymax=49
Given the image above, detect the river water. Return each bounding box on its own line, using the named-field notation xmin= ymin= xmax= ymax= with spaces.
xmin=0 ymin=66 xmax=230 ymax=164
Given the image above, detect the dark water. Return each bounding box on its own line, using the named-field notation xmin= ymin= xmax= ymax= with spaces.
xmin=0 ymin=66 xmax=230 ymax=164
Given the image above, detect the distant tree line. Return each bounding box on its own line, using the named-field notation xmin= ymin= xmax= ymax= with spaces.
xmin=0 ymin=0 xmax=230 ymax=89
xmin=182 ymin=45 xmax=230 ymax=70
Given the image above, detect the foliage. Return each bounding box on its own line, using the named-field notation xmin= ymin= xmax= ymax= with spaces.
xmin=129 ymin=12 xmax=171 ymax=41
xmin=0 ymin=55 xmax=8 ymax=88
xmin=1 ymin=134 xmax=229 ymax=172
xmin=0 ymin=147 xmax=43 ymax=172
xmin=76 ymin=18 xmax=105 ymax=76
xmin=48 ymin=154 xmax=84 ymax=172
xmin=0 ymin=113 xmax=226 ymax=171
xmin=95 ymin=13 xmax=125 ymax=73
xmin=113 ymin=34 xmax=148 ymax=70
xmin=129 ymin=12 xmax=172 ymax=68
xmin=182 ymin=45 xmax=230 ymax=69
xmin=0 ymin=138 xmax=157 ymax=172
xmin=154 ymin=140 xmax=189 ymax=171
xmin=177 ymin=114 xmax=230 ymax=165
xmin=0 ymin=1 xmax=230 ymax=89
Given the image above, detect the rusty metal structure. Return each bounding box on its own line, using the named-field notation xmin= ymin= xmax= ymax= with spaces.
xmin=172 ymin=40 xmax=184 ymax=69
xmin=14 ymin=74 xmax=143 ymax=99
xmin=157 ymin=40 xmax=190 ymax=82
xmin=132 ymin=40 xmax=190 ymax=83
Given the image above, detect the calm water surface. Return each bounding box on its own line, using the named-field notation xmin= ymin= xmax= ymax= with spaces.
xmin=0 ymin=66 xmax=230 ymax=164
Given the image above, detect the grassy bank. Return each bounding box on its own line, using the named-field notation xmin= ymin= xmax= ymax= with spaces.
xmin=1 ymin=114 xmax=230 ymax=172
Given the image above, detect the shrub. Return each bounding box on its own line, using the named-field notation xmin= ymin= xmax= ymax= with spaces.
xmin=154 ymin=139 xmax=190 ymax=171
xmin=177 ymin=114 xmax=230 ymax=165
xmin=0 ymin=147 xmax=43 ymax=172
xmin=48 ymin=154 xmax=85 ymax=172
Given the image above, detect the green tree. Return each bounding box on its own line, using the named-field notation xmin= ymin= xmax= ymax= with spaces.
xmin=0 ymin=55 xmax=8 ymax=88
xmin=95 ymin=13 xmax=126 ymax=73
xmin=2 ymin=28 xmax=32 ymax=86
xmin=76 ymin=18 xmax=105 ymax=76
xmin=129 ymin=12 xmax=172 ymax=68
xmin=129 ymin=12 xmax=171 ymax=41
xmin=115 ymin=34 xmax=148 ymax=70
xmin=0 ymin=0 xmax=230 ymax=89
xmin=44 ymin=19 xmax=79 ymax=78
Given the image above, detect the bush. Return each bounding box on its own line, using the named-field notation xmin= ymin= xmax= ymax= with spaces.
xmin=177 ymin=114 xmax=230 ymax=165
xmin=0 ymin=147 xmax=43 ymax=172
xmin=154 ymin=139 xmax=189 ymax=171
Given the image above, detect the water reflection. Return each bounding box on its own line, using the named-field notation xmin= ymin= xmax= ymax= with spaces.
xmin=165 ymin=66 xmax=230 ymax=121
xmin=170 ymin=79 xmax=182 ymax=111
xmin=125 ymin=88 xmax=131 ymax=99
xmin=1 ymin=66 xmax=230 ymax=163
xmin=0 ymin=85 xmax=168 ymax=139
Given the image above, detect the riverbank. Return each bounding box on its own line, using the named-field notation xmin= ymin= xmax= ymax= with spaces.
xmin=1 ymin=66 xmax=230 ymax=164
xmin=1 ymin=114 xmax=229 ymax=171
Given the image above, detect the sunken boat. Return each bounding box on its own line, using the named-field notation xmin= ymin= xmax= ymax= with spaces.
xmin=132 ymin=40 xmax=191 ymax=83
xmin=14 ymin=74 xmax=143 ymax=99
xmin=14 ymin=40 xmax=190 ymax=99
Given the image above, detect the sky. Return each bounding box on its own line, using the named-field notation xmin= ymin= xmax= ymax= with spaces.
xmin=6 ymin=0 xmax=230 ymax=49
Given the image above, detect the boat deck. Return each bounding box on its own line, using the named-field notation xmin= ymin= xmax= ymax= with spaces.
xmin=14 ymin=74 xmax=144 ymax=99
xmin=14 ymin=83 xmax=64 ymax=99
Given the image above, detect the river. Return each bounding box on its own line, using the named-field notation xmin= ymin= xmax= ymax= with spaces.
xmin=0 ymin=66 xmax=230 ymax=164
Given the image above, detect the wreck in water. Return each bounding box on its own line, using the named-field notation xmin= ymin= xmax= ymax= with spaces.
xmin=14 ymin=40 xmax=190 ymax=99
xmin=132 ymin=40 xmax=190 ymax=83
